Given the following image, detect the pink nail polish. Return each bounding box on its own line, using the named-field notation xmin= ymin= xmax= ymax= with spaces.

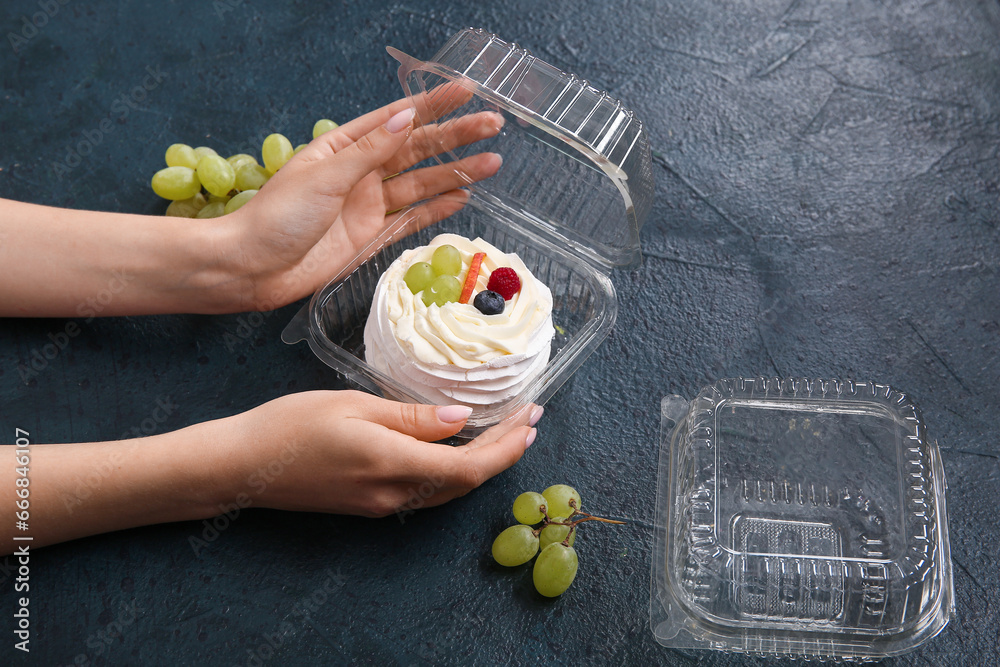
xmin=385 ymin=108 xmax=415 ymax=133
xmin=525 ymin=428 xmax=537 ymax=448
xmin=529 ymin=406 xmax=543 ymax=427
xmin=437 ymin=405 xmax=473 ymax=423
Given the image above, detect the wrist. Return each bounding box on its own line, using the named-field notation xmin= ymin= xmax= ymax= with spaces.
xmin=181 ymin=413 xmax=253 ymax=516
xmin=177 ymin=214 xmax=254 ymax=314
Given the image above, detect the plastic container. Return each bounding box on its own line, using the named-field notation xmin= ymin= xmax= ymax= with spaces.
xmin=651 ymin=378 xmax=954 ymax=661
xmin=282 ymin=28 xmax=653 ymax=436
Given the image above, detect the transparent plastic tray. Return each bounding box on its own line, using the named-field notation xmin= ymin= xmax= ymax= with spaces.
xmin=651 ymin=378 xmax=953 ymax=661
xmin=282 ymin=29 xmax=652 ymax=436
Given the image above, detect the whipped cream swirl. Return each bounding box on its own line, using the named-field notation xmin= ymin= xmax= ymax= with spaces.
xmin=364 ymin=234 xmax=555 ymax=406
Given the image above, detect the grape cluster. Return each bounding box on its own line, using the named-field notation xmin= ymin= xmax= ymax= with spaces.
xmin=404 ymin=244 xmax=465 ymax=307
xmin=491 ymin=484 xmax=624 ymax=597
xmin=150 ymin=118 xmax=339 ymax=218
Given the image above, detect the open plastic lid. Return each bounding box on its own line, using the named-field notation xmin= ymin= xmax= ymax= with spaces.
xmin=388 ymin=28 xmax=653 ymax=269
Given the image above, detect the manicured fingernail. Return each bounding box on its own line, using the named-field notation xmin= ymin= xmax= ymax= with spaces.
xmin=385 ymin=108 xmax=415 ymax=133
xmin=525 ymin=428 xmax=537 ymax=448
xmin=437 ymin=405 xmax=473 ymax=423
xmin=529 ymin=406 xmax=543 ymax=427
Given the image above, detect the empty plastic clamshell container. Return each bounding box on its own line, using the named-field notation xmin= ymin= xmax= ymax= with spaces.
xmin=282 ymin=28 xmax=654 ymax=436
xmin=650 ymin=378 xmax=954 ymax=661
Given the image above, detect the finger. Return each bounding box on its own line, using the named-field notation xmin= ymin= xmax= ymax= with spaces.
xmin=443 ymin=425 xmax=535 ymax=490
xmin=460 ymin=402 xmax=541 ymax=452
xmin=321 ymin=98 xmax=413 ymax=146
xmin=383 ymin=188 xmax=470 ymax=232
xmin=330 ymin=85 xmax=475 ymax=144
xmin=411 ymin=82 xmax=476 ymax=127
xmin=388 ymin=400 xmax=539 ymax=485
xmin=386 ymin=424 xmax=536 ymax=513
xmin=321 ymin=108 xmax=416 ymax=189
xmin=346 ymin=392 xmax=474 ymax=442
xmin=331 ymin=190 xmax=472 ymax=279
xmin=383 ymin=152 xmax=502 ymax=212
xmin=383 ymin=111 xmax=504 ymax=175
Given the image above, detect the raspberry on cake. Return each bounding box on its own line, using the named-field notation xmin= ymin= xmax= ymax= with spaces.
xmin=486 ymin=267 xmax=521 ymax=300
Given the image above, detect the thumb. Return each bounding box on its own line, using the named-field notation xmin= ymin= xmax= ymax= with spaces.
xmin=327 ymin=107 xmax=415 ymax=185
xmin=347 ymin=392 xmax=472 ymax=441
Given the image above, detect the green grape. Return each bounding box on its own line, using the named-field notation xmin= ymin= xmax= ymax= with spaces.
xmin=226 ymin=153 xmax=257 ymax=169
xmin=195 ymin=201 xmax=227 ymax=219
xmin=533 ymin=543 xmax=579 ymax=597
xmin=234 ymin=162 xmax=269 ymax=191
xmin=151 ymin=166 xmax=201 ymax=200
xmin=207 ymin=193 xmax=231 ymax=205
xmin=403 ymin=262 xmax=434 ymax=294
xmin=197 ymin=155 xmax=236 ymax=197
xmin=262 ymin=133 xmax=293 ymax=174
xmin=539 ymin=517 xmax=577 ymax=550
xmin=313 ymin=118 xmax=338 ymax=138
xmin=421 ymin=275 xmax=462 ymax=307
xmin=492 ymin=525 xmax=539 ymax=567
xmin=512 ymin=492 xmax=547 ymax=525
xmin=224 ymin=189 xmax=257 ymax=214
xmin=164 ymin=192 xmax=207 ymax=218
xmin=431 ymin=244 xmax=462 ymax=276
xmin=165 ymin=143 xmax=198 ymax=169
xmin=542 ymin=484 xmax=581 ymax=518
xmin=193 ymin=146 xmax=218 ymax=161
xmin=293 ymin=144 xmax=308 ymax=154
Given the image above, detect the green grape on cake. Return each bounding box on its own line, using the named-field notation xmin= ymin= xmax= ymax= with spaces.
xmin=421 ymin=274 xmax=462 ymax=307
xmin=403 ymin=262 xmax=435 ymax=294
xmin=431 ymin=244 xmax=462 ymax=276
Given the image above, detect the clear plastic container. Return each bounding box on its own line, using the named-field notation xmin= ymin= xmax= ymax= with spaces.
xmin=651 ymin=378 xmax=954 ymax=661
xmin=282 ymin=28 xmax=653 ymax=436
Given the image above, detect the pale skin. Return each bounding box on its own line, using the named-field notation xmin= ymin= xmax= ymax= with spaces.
xmin=0 ymin=94 xmax=541 ymax=555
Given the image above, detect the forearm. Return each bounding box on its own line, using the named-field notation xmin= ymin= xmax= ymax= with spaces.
xmin=0 ymin=198 xmax=244 ymax=316
xmin=0 ymin=418 xmax=243 ymax=554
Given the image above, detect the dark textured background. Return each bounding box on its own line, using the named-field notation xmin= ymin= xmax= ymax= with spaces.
xmin=1 ymin=0 xmax=998 ymax=665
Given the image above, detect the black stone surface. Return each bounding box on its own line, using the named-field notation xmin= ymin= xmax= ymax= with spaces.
xmin=1 ymin=0 xmax=998 ymax=664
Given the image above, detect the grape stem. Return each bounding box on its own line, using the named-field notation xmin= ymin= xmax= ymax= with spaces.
xmin=565 ymin=513 xmax=626 ymax=527
xmin=548 ymin=509 xmax=626 ymax=528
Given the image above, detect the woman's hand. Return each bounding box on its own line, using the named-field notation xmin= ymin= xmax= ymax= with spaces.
xmin=0 ymin=94 xmax=501 ymax=318
xmin=2 ymin=391 xmax=541 ymax=554
xmin=221 ymin=97 xmax=504 ymax=312
xmin=228 ymin=391 xmax=539 ymax=518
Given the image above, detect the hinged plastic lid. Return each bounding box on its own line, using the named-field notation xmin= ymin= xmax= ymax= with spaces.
xmin=388 ymin=28 xmax=653 ymax=269
xmin=651 ymin=378 xmax=954 ymax=660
